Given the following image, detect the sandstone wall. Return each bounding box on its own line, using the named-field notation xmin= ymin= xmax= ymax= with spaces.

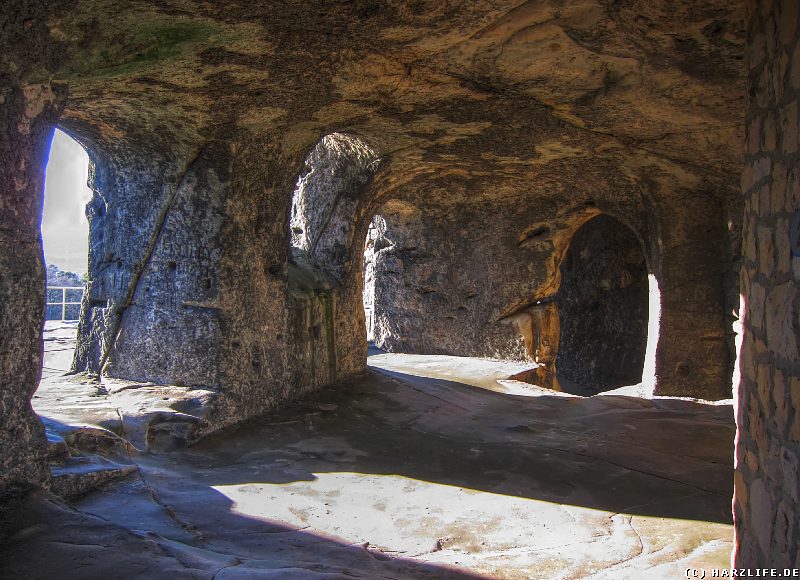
xmin=368 ymin=189 xmax=734 ymax=398
xmin=195 ymin=133 xmax=376 ymax=433
xmin=0 ymin=84 xmax=65 ymax=498
xmin=735 ymin=0 xmax=800 ymax=567
xmin=651 ymin=187 xmax=734 ymax=399
xmin=370 ymin=201 xmax=553 ymax=361
xmin=0 ymin=0 xmax=750 ymax=496
xmin=73 ymin=142 xmax=228 ymax=388
xmin=66 ymin=130 xmax=375 ymax=436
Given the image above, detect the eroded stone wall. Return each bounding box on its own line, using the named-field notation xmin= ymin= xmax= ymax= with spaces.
xmin=368 ymin=192 xmax=735 ymax=398
xmin=0 ymin=84 xmax=65 ymax=497
xmin=283 ymin=133 xmax=380 ymax=402
xmin=74 ymin=142 xmax=228 ymax=388
xmin=0 ymin=0 xmax=751 ymax=496
xmin=370 ymin=201 xmax=550 ymax=361
xmin=735 ymin=0 xmax=800 ymax=567
xmin=67 ymin=130 xmax=378 ymax=436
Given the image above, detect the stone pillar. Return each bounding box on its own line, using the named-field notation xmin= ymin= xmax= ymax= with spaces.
xmin=653 ymin=190 xmax=732 ymax=400
xmin=72 ymin=142 xmax=231 ymax=388
xmin=735 ymin=0 xmax=800 ymax=567
xmin=528 ymin=301 xmax=560 ymax=390
xmin=0 ymin=83 xmax=65 ymax=497
xmin=208 ymin=134 xmax=311 ymax=431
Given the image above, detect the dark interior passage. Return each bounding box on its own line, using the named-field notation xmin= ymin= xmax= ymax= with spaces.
xmin=556 ymin=215 xmax=649 ymax=392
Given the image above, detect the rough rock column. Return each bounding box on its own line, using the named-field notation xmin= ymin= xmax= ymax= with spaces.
xmin=80 ymin=142 xmax=231 ymax=387
xmin=527 ymin=301 xmax=560 ymax=390
xmin=0 ymin=83 xmax=65 ymax=497
xmin=652 ymin=189 xmax=732 ymax=399
xmin=735 ymin=0 xmax=800 ymax=567
xmin=208 ymin=133 xmax=315 ymax=431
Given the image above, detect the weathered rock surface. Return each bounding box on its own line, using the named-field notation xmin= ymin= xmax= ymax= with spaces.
xmin=3 ymin=349 xmax=735 ymax=578
xmin=39 ymin=0 xmax=743 ymax=411
xmin=2 ymin=0 xmax=744 ymax=499
xmin=0 ymin=81 xmax=66 ymax=499
xmin=734 ymin=0 xmax=800 ymax=568
xmin=9 ymin=0 xmax=800 ymax=573
xmin=36 ymin=322 xmax=218 ymax=452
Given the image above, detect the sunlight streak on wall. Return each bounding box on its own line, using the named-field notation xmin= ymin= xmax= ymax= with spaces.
xmin=641 ymin=274 xmax=662 ymax=394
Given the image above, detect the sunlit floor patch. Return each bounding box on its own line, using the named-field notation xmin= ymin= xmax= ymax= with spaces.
xmin=18 ymin=324 xmax=737 ymax=579
xmin=211 ymin=472 xmax=732 ymax=579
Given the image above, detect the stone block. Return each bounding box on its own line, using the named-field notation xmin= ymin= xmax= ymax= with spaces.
xmin=757 ymin=362 xmax=773 ymax=405
xmin=749 ymin=394 xmax=767 ymax=454
xmin=756 ymin=336 xmax=769 ymax=356
xmin=765 ymin=282 xmax=799 ymax=360
xmin=748 ymin=280 xmax=766 ymax=332
xmin=771 ymin=161 xmax=788 ymax=213
xmin=758 ymin=224 xmax=776 ymax=276
xmin=779 ymin=1 xmax=799 ymax=47
xmin=773 ymin=499 xmax=794 ymax=565
xmin=781 ymin=100 xmax=799 ymax=155
xmin=792 ymin=41 xmax=800 ymax=89
xmin=782 ymin=447 xmax=799 ymax=502
xmin=765 ymin=112 xmax=778 ymax=150
xmin=791 ymin=377 xmax=800 ymax=442
xmin=758 ymin=68 xmax=772 ymax=108
xmin=750 ymin=26 xmax=767 ymax=70
xmin=754 ymin=156 xmax=773 ymax=183
xmin=790 ymin=166 xmax=800 ymax=208
xmin=750 ymin=477 xmax=775 ymax=555
xmin=749 ymin=116 xmax=763 ymax=156
xmin=745 ymin=216 xmax=758 ymax=261
xmin=735 ymin=469 xmax=749 ymax=513
xmin=774 ymin=368 xmax=789 ymax=430
xmin=741 ymin=335 xmax=757 ymax=383
xmin=743 ymin=162 xmax=755 ymax=193
xmin=773 ymin=51 xmax=790 ymax=103
xmin=776 ymin=218 xmax=791 ymax=273
xmin=748 ymin=449 xmax=760 ymax=472
xmin=760 ymin=182 xmax=773 ymax=216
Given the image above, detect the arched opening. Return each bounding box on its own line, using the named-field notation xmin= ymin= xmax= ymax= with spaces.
xmin=290 ymin=133 xmax=379 ymax=282
xmin=42 ymin=129 xmax=91 ymax=322
xmin=287 ymin=132 xmax=380 ymax=386
xmin=556 ymin=214 xmax=649 ymax=392
xmin=363 ymin=211 xmax=399 ymax=349
xmin=362 ymin=214 xmax=387 ymax=344
xmin=360 ymin=200 xmax=423 ymax=354
xmin=40 ymin=129 xmax=91 ymax=379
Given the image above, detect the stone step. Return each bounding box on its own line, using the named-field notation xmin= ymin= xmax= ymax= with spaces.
xmin=45 ymin=430 xmax=71 ymax=464
xmin=51 ymin=456 xmax=137 ymax=501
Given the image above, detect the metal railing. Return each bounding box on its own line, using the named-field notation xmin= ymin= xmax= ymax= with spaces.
xmin=46 ymin=286 xmax=84 ymax=321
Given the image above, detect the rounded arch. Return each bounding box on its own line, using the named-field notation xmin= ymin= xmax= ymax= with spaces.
xmin=555 ymin=214 xmax=650 ymax=392
xmin=289 ymin=132 xmax=380 ymax=284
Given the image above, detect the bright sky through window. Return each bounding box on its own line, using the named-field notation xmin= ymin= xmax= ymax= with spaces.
xmin=42 ymin=129 xmax=93 ymax=274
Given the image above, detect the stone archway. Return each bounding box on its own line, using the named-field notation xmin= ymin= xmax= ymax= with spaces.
xmin=556 ymin=214 xmax=649 ymax=392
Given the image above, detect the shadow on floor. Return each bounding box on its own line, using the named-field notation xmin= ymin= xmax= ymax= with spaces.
xmin=10 ymin=366 xmax=735 ymax=577
xmin=0 ymin=488 xmax=488 ymax=579
xmin=367 ymin=341 xmax=386 ymax=357
xmin=184 ymin=367 xmax=735 ymax=525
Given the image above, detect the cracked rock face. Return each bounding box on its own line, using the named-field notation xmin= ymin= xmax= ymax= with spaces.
xmin=1 ymin=0 xmax=745 ymax=494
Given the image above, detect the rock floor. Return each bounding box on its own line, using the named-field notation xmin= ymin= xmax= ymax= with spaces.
xmin=1 ymin=322 xmax=735 ymax=579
